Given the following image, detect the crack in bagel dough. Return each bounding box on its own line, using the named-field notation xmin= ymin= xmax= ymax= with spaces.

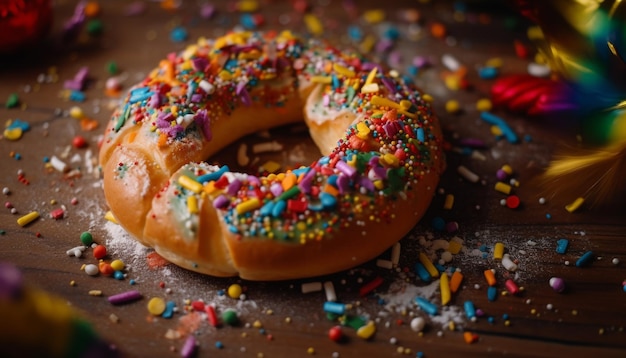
xmin=99 ymin=30 xmax=445 ymax=280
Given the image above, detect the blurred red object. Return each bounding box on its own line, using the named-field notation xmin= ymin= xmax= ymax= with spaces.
xmin=0 ymin=0 xmax=52 ymax=52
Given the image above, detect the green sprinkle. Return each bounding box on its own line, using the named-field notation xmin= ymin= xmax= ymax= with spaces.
xmin=80 ymin=231 xmax=94 ymax=246
xmin=106 ymin=61 xmax=118 ymax=75
xmin=6 ymin=93 xmax=19 ymax=108
xmin=86 ymin=19 xmax=103 ymax=36
xmin=222 ymin=309 xmax=239 ymax=326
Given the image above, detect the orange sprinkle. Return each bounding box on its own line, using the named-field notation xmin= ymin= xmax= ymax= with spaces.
xmin=79 ymin=118 xmax=99 ymax=131
xmin=483 ymin=269 xmax=496 ymax=286
xmin=463 ymin=331 xmax=478 ymax=344
xmin=157 ymin=133 xmax=168 ymax=147
xmin=450 ymin=271 xmax=463 ymax=293
xmin=430 ymin=22 xmax=447 ymax=39
xmin=282 ymin=172 xmax=297 ymax=191
xmin=323 ymin=184 xmax=339 ymax=197
xmin=84 ymin=1 xmax=101 ymax=17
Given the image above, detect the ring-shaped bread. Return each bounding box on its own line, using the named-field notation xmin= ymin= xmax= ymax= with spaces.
xmin=99 ymin=30 xmax=445 ymax=280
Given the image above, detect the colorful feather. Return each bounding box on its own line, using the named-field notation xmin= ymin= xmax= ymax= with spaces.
xmin=493 ymin=0 xmax=626 ymax=206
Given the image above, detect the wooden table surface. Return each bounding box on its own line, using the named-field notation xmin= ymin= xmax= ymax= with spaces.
xmin=1 ymin=1 xmax=625 ymax=357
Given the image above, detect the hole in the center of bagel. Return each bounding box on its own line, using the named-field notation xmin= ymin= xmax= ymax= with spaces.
xmin=208 ymin=123 xmax=321 ymax=176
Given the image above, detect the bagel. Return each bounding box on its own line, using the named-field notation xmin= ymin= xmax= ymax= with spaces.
xmin=99 ymin=30 xmax=445 ymax=280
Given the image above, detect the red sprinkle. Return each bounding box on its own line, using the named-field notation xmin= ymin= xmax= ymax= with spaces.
xmin=93 ymin=244 xmax=107 ymax=259
xmin=506 ymin=195 xmax=520 ymax=209
xmin=50 ymin=208 xmax=65 ymax=220
xmin=205 ymin=305 xmax=219 ymax=327
xmin=359 ymin=276 xmax=384 ymax=297
xmin=328 ymin=326 xmax=343 ymax=342
xmin=72 ymin=135 xmax=88 ymax=148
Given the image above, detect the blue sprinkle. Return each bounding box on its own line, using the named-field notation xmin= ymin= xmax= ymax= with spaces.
xmin=215 ymin=341 xmax=224 ymax=349
xmin=576 ymin=250 xmax=595 ymax=267
xmin=8 ymin=119 xmax=30 ymax=131
xmin=14 ymin=153 xmax=21 ymax=160
xmin=415 ymin=297 xmax=438 ymax=316
xmin=43 ymin=157 xmax=49 ymax=163
xmin=323 ymin=301 xmax=346 ymax=315
xmin=488 ymin=316 xmax=495 ymax=324
xmin=464 ymin=300 xmax=476 ymax=319
xmin=414 ymin=262 xmax=431 ymax=282
xmin=240 ymin=13 xmax=257 ymax=29
xmin=348 ymin=25 xmax=363 ymax=41
xmin=129 ymin=279 xmax=136 ymax=285
xmin=113 ymin=270 xmax=125 ymax=280
xmin=502 ymin=313 xmax=510 ymax=320
xmin=217 ymin=289 xmax=225 ymax=296
xmin=545 ymin=213 xmax=552 ymax=219
xmin=162 ymin=301 xmax=176 ymax=319
xmin=478 ymin=66 xmax=498 ymax=79
xmin=556 ymin=238 xmax=569 ymax=254
xmin=170 ymin=26 xmax=188 ymax=42
xmin=480 ymin=111 xmax=519 ymax=143
xmin=69 ymin=90 xmax=86 ymax=102
xmin=431 ymin=216 xmax=445 ymax=231
xmin=487 ymin=286 xmax=497 ymax=302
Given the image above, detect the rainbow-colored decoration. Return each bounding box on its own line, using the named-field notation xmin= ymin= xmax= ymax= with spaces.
xmin=492 ymin=0 xmax=626 ymax=205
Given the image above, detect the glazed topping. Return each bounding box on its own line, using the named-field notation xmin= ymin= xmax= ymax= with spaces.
xmin=108 ymin=30 xmax=303 ymax=143
xmin=165 ymin=92 xmax=442 ymax=244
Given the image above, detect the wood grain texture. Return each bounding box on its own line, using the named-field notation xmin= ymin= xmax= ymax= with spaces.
xmin=1 ymin=1 xmax=625 ymax=357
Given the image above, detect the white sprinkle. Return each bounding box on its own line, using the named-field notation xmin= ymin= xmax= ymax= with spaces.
xmin=301 ymin=282 xmax=323 ymax=294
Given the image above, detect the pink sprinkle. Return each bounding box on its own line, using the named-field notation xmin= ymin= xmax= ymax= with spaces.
xmin=108 ymin=290 xmax=142 ymax=305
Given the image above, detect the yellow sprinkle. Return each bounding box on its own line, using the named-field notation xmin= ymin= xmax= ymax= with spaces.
xmin=493 ymin=242 xmax=505 ymax=260
xmin=88 ymin=290 xmax=103 ymax=296
xmin=443 ymin=194 xmax=454 ymax=210
xmin=3 ymin=127 xmax=23 ymax=141
xmin=445 ymin=99 xmax=461 ymax=114
xmin=494 ymin=182 xmax=512 ymax=195
xmin=476 ymin=98 xmax=493 ymax=111
xmin=419 ymin=252 xmax=439 ymax=278
xmin=187 ymin=195 xmax=199 ymax=214
xmin=252 ymin=319 xmax=263 ymax=328
xmin=527 ymin=25 xmax=544 ymax=40
xmin=565 ymin=197 xmax=585 ymax=213
xmin=237 ymin=0 xmax=259 ymax=12
xmin=373 ymin=180 xmax=384 ymax=190
xmin=17 ymin=211 xmax=39 ymax=226
xmin=359 ymin=35 xmax=376 ymax=54
xmin=360 ymin=83 xmax=379 ymax=94
xmin=262 ymin=160 xmax=281 ymax=173
xmin=310 ymin=76 xmax=332 ymax=84
xmin=69 ymin=106 xmax=84 ymax=119
xmin=307 ymin=347 xmax=315 ymax=355
xmin=110 ymin=259 xmax=125 ymax=271
xmin=363 ymin=9 xmax=385 ymax=24
xmin=371 ymin=95 xmax=400 ymax=109
xmin=356 ymin=321 xmax=376 ymax=339
xmin=381 ymin=153 xmax=400 ymax=167
xmin=70 ymin=280 xmax=76 ymax=286
xmin=399 ymin=99 xmax=412 ymax=110
xmin=218 ymin=70 xmax=233 ymax=81
xmin=356 ymin=122 xmax=371 ymax=139
xmin=440 ymin=273 xmax=451 ymax=306
xmin=304 ymin=14 xmax=323 ymax=35
xmin=485 ymin=57 xmax=503 ymax=68
xmin=365 ymin=67 xmax=378 ymax=85
xmin=501 ymin=164 xmax=513 ymax=175
xmin=236 ymin=198 xmax=261 ymax=215
xmin=490 ymin=125 xmax=503 ymax=136
xmin=422 ymin=93 xmax=434 ymax=103
xmin=147 ymin=297 xmax=166 ymax=316
xmin=333 ymin=63 xmax=355 ymax=78
xmin=448 ymin=240 xmax=463 ymax=255
xmin=444 ymin=75 xmax=461 ymax=91
xmin=178 ymin=175 xmax=202 ymax=193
